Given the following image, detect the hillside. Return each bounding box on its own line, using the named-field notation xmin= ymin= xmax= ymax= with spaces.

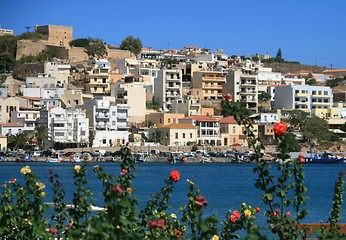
xmin=262 ymin=61 xmax=327 ymax=74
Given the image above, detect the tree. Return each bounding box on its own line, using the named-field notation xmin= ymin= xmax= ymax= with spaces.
xmin=284 ymin=132 xmax=301 ymax=152
xmin=326 ymin=77 xmax=344 ymax=88
xmin=7 ymin=132 xmax=29 ymax=150
xmin=286 ymin=109 xmax=309 ymax=131
xmin=258 ymin=92 xmax=271 ymax=107
xmin=120 ymin=36 xmax=142 ymax=56
xmin=35 ymin=125 xmax=49 ymax=150
xmin=69 ymin=38 xmax=92 ymax=48
xmin=85 ymin=39 xmax=107 ymax=58
xmin=302 ymin=116 xmax=332 ymax=148
xmin=276 ymin=48 xmax=282 ymax=60
xmin=148 ymin=129 xmax=163 ymax=144
xmin=220 ymin=98 xmax=253 ymax=122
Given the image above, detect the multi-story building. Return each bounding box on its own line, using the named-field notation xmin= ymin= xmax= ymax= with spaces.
xmin=44 ymin=60 xmax=71 ymax=87
xmin=178 ymin=115 xmax=220 ymax=146
xmin=171 ymin=98 xmax=202 ymax=116
xmin=219 ymin=116 xmax=245 ymax=146
xmin=191 ymin=70 xmax=227 ymax=101
xmin=154 ymin=69 xmax=183 ymax=111
xmin=155 ymin=123 xmax=197 ymax=146
xmin=47 ymin=107 xmax=89 ymax=147
xmin=91 ymin=99 xmax=129 ymax=147
xmin=273 ymin=85 xmax=333 ymax=115
xmin=0 ymin=97 xmax=20 ymax=123
xmin=225 ymin=69 xmax=258 ymax=112
xmin=10 ymin=109 xmax=40 ymax=132
xmin=85 ymin=59 xmax=111 ymax=95
xmin=111 ymin=80 xmax=146 ymax=123
xmin=146 ymin=112 xmax=185 ymax=127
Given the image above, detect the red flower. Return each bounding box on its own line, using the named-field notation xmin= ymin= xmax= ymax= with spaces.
xmin=255 ymin=207 xmax=260 ymax=213
xmin=50 ymin=227 xmax=57 ymax=235
xmin=121 ymin=169 xmax=128 ymax=175
xmin=148 ymin=218 xmax=165 ymax=229
xmin=286 ymin=211 xmax=291 ymax=217
xmin=111 ymin=184 xmax=123 ymax=193
xmin=9 ymin=178 xmax=16 ymax=184
xmin=230 ymin=214 xmax=238 ymax=223
xmin=175 ymin=229 xmax=183 ymax=238
xmin=195 ymin=196 xmax=208 ymax=207
xmin=274 ymin=121 xmax=287 ymax=136
xmin=170 ymin=170 xmax=180 ymax=182
xmin=232 ymin=210 xmax=240 ymax=218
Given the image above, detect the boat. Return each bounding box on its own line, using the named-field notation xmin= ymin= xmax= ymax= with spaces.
xmin=133 ymin=152 xmax=147 ymax=162
xmin=167 ymin=152 xmax=186 ymax=164
xmin=16 ymin=153 xmax=31 ymax=162
xmin=47 ymin=153 xmax=65 ymax=163
xmin=302 ymin=152 xmax=344 ymax=164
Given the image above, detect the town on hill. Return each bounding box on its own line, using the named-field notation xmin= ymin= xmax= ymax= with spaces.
xmin=0 ymin=24 xmax=346 ymax=158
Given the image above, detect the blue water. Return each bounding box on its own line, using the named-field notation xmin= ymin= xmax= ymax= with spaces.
xmin=0 ymin=162 xmax=345 ymax=226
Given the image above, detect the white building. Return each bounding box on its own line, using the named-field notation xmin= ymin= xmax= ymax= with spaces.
xmin=0 ymin=123 xmax=24 ymax=136
xmin=48 ymin=107 xmax=89 ymax=145
xmin=154 ymin=69 xmax=183 ymax=111
xmin=44 ymin=60 xmax=71 ymax=87
xmin=225 ymin=69 xmax=258 ymax=111
xmin=273 ymin=85 xmax=333 ymax=114
xmin=10 ymin=109 xmax=40 ymax=132
xmin=91 ymin=99 xmax=129 ymax=147
xmin=178 ymin=115 xmax=220 ymax=146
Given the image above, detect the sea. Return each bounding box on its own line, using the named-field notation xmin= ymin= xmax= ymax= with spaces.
xmin=0 ymin=162 xmax=345 ymax=233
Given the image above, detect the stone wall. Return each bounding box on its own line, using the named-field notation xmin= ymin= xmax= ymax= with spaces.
xmin=16 ymin=40 xmax=46 ymax=60
xmin=68 ymin=47 xmax=89 ymax=62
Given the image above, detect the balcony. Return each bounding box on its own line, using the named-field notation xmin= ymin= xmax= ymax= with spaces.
xmin=202 ymin=84 xmax=222 ymax=89
xmin=166 ymin=84 xmax=181 ymax=89
xmin=117 ymin=113 xmax=128 ymax=119
xmin=96 ymin=112 xmax=109 ymax=118
xmin=202 ymin=77 xmax=225 ymax=82
xmin=241 ymin=81 xmax=256 ymax=86
xmin=311 ymin=94 xmax=330 ymax=98
xmin=296 ymin=93 xmax=309 ymax=97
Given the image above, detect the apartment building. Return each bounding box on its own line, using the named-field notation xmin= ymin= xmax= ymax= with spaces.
xmin=44 ymin=61 xmax=71 ymax=87
xmin=225 ymin=69 xmax=258 ymax=112
xmin=10 ymin=109 xmax=40 ymax=132
xmin=91 ymin=99 xmax=129 ymax=147
xmin=273 ymin=85 xmax=333 ymax=115
xmin=85 ymin=59 xmax=111 ymax=94
xmin=154 ymin=69 xmax=183 ymax=111
xmin=191 ymin=70 xmax=227 ymax=101
xmin=219 ymin=116 xmax=245 ymax=146
xmin=111 ymin=81 xmax=146 ymax=123
xmin=47 ymin=107 xmax=89 ymax=146
xmin=178 ymin=115 xmax=221 ymax=146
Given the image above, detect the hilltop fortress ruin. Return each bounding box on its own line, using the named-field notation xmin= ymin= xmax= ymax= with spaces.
xmin=16 ymin=24 xmax=130 ymax=63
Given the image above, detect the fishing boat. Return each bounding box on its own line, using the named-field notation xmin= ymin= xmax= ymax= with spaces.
xmin=133 ymin=152 xmax=147 ymax=162
xmin=16 ymin=153 xmax=31 ymax=162
xmin=47 ymin=153 xmax=65 ymax=163
xmin=303 ymin=152 xmax=344 ymax=164
xmin=167 ymin=152 xmax=186 ymax=164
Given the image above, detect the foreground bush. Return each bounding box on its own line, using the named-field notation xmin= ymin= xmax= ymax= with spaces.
xmin=1 ymin=118 xmax=345 ymax=239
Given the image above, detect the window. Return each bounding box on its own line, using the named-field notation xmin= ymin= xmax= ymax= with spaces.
xmin=232 ymin=126 xmax=236 ymax=134
xmin=182 ymin=133 xmax=185 ymax=138
xmin=103 ymin=139 xmax=107 ymax=144
xmin=175 ymin=133 xmax=178 ymax=139
xmin=312 ymin=91 xmax=316 ymax=95
xmin=168 ymin=118 xmax=171 ymax=123
xmin=112 ymin=121 xmax=116 ymax=125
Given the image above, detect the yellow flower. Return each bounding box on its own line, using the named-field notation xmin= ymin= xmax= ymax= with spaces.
xmin=170 ymin=213 xmax=177 ymax=219
xmin=20 ymin=166 xmax=31 ymax=175
xmin=244 ymin=209 xmax=251 ymax=219
xmin=116 ymin=225 xmax=120 ymax=229
xmin=36 ymin=182 xmax=45 ymax=191
xmin=212 ymin=235 xmax=220 ymax=240
xmin=41 ymin=192 xmax=46 ymax=197
xmin=74 ymin=165 xmax=82 ymax=172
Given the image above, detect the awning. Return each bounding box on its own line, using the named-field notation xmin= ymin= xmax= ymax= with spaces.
xmin=329 ymin=129 xmax=345 ymax=134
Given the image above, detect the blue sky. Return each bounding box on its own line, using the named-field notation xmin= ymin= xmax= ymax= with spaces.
xmin=1 ymin=0 xmax=346 ymax=68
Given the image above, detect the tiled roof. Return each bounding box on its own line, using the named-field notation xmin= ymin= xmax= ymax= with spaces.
xmin=180 ymin=115 xmax=218 ymax=122
xmin=0 ymin=122 xmax=23 ymax=127
xmin=160 ymin=123 xmax=196 ymax=129
xmin=219 ymin=116 xmax=238 ymax=124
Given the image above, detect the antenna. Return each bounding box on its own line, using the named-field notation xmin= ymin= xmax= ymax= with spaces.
xmin=330 ymin=64 xmax=333 ymax=70
xmin=26 ymin=26 xmax=30 ymax=32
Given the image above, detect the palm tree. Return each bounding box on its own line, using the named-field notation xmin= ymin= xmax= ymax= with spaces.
xmin=35 ymin=125 xmax=49 ymax=150
xmin=7 ymin=132 xmax=29 ymax=150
